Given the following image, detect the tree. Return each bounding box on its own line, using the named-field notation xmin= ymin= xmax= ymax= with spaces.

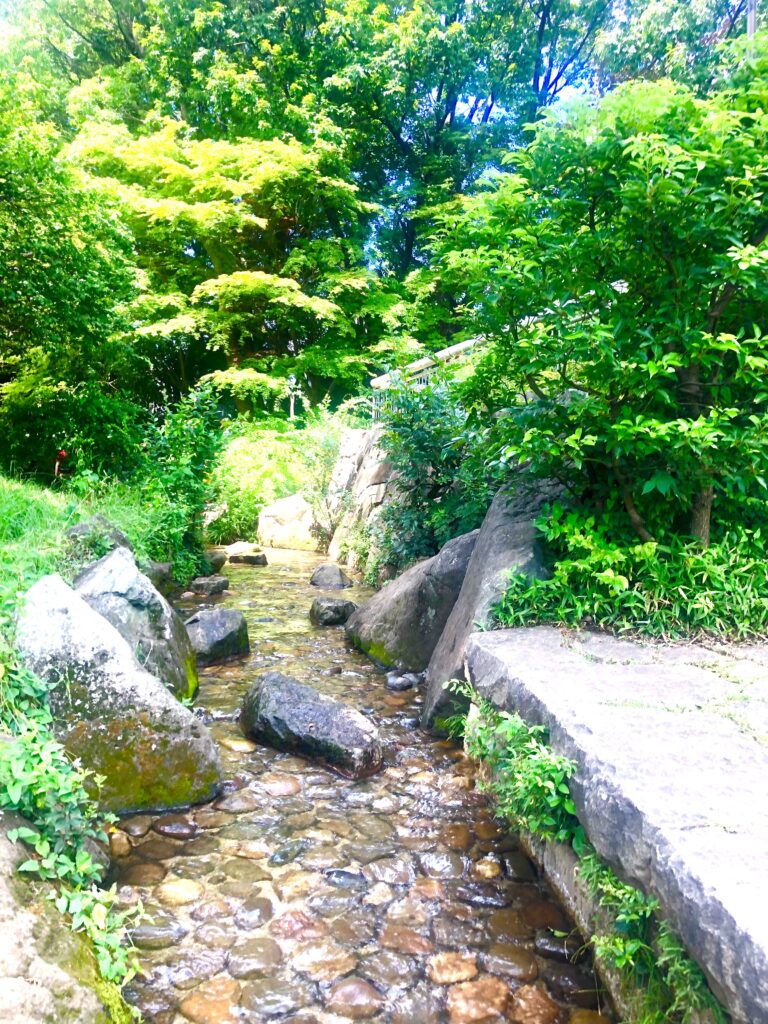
xmin=429 ymin=47 xmax=768 ymax=546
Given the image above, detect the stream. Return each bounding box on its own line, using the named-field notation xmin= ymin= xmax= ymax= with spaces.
xmin=115 ymin=549 xmax=611 ymax=1024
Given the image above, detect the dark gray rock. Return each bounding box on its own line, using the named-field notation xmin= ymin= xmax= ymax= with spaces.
xmin=142 ymin=560 xmax=175 ymax=597
xmin=346 ymin=531 xmax=478 ymax=672
xmin=240 ymin=671 xmax=383 ymax=778
xmin=466 ymin=627 xmax=768 ymax=1024
xmin=65 ymin=515 xmax=132 ymax=554
xmin=16 ymin=574 xmax=221 ymax=814
xmin=309 ymin=597 xmax=357 ymax=626
xmin=230 ymin=552 xmax=268 ymax=566
xmin=75 ymin=546 xmax=198 ymax=700
xmin=203 ymin=550 xmax=228 ymax=573
xmin=310 ymin=563 xmax=353 ymax=589
xmin=185 ymin=608 xmax=250 ymax=666
xmin=189 ymin=575 xmax=229 ymax=596
xmin=422 ymin=478 xmax=559 ymax=727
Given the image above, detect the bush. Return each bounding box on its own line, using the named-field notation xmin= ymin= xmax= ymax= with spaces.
xmin=496 ymin=504 xmax=768 ymax=640
xmin=206 ymin=419 xmax=306 ymax=544
xmin=206 ymin=403 xmax=358 ymax=547
xmin=369 ymin=373 xmax=500 ymax=575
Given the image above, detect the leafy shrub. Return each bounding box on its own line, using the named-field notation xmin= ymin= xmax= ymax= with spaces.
xmin=206 ymin=403 xmax=358 ymax=546
xmin=456 ymin=684 xmax=726 ymax=1024
xmin=206 ymin=419 xmax=307 ymax=544
xmin=496 ymin=504 xmax=768 ymax=639
xmin=370 ymin=373 xmax=500 ymax=574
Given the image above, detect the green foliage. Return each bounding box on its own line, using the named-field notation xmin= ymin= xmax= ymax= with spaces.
xmin=496 ymin=505 xmax=768 ymax=639
xmin=206 ymin=419 xmax=307 ymax=544
xmin=428 ymin=63 xmax=768 ymax=549
xmin=455 ymin=685 xmax=726 ymax=1024
xmin=370 ymin=373 xmax=500 ymax=575
xmin=451 ymin=679 xmax=584 ymax=848
xmin=207 ymin=403 xmax=355 ymax=546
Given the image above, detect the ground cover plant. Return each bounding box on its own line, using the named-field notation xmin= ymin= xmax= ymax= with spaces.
xmin=446 ymin=681 xmax=728 ymax=1024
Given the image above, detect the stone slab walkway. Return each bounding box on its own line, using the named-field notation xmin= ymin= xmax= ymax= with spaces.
xmin=465 ymin=626 xmax=768 ymax=1024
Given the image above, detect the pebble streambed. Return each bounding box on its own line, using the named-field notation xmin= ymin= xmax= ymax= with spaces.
xmin=116 ymin=549 xmax=612 ymax=1024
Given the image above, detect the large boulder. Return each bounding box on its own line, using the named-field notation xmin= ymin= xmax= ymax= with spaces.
xmin=17 ymin=574 xmax=221 ymax=814
xmin=328 ymin=430 xmax=399 ymax=573
xmin=421 ymin=479 xmax=559 ymax=728
xmin=65 ymin=515 xmax=132 ymax=556
xmin=240 ymin=672 xmax=383 ymax=778
xmin=186 ymin=608 xmax=250 ymax=665
xmin=0 ymin=810 xmax=128 ymax=1024
xmin=465 ymin=628 xmax=768 ymax=1024
xmin=310 ymin=563 xmax=353 ymax=589
xmin=258 ymin=494 xmax=322 ymax=552
xmin=75 ymin=546 xmax=198 ymax=700
xmin=345 ymin=531 xmax=478 ymax=672
xmin=310 ymin=597 xmax=357 ymax=626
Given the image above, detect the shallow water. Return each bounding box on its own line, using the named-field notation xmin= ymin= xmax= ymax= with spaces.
xmin=117 ymin=549 xmax=611 ymax=1024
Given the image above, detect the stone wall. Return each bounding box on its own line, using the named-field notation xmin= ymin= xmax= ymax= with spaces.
xmin=465 ymin=627 xmax=768 ymax=1024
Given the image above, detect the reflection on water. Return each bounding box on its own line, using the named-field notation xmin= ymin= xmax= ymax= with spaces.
xmin=118 ymin=548 xmax=611 ymax=1024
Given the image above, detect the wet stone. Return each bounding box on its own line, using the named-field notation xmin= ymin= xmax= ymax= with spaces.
xmin=386 ymin=897 xmax=430 ymax=927
xmin=227 ymin=937 xmax=284 ymax=979
xmin=137 ymin=838 xmax=183 ymax=861
xmin=441 ymin=824 xmax=472 ymax=851
xmin=364 ymin=882 xmax=394 ymax=906
xmin=488 ymin=907 xmax=534 ymax=942
xmin=179 ymin=836 xmax=221 ymax=857
xmin=269 ymin=839 xmax=309 ymax=865
xmin=191 ymin=899 xmax=236 ymax=922
xmin=109 ymin=830 xmax=132 ymax=858
xmin=419 ymin=851 xmax=466 ymax=879
xmin=172 ymin=857 xmax=215 ymax=880
xmin=123 ymin=982 xmax=177 ymax=1024
xmin=153 ymin=814 xmax=199 ymax=839
xmin=343 ymin=842 xmax=395 ymax=864
xmin=502 ymin=851 xmax=537 ymax=881
xmin=328 ymin=911 xmax=376 ymax=947
xmin=390 ymin=982 xmax=442 ymax=1024
xmin=222 ymin=857 xmax=271 ymax=881
xmin=324 ymin=868 xmax=367 ymax=891
xmin=269 ymin=909 xmax=328 ymax=940
xmin=482 ymin=944 xmax=539 ymax=983
xmin=380 ymin=923 xmax=434 ymax=955
xmin=167 ymin=948 xmax=228 ymax=989
xmin=179 ymin=976 xmax=240 ymax=1024
xmin=522 ymin=900 xmax=570 ymax=931
xmin=292 ymin=940 xmax=357 ymax=981
xmin=508 ymin=985 xmax=560 ymax=1024
xmin=122 ymin=814 xmax=153 ymax=838
xmin=215 ymin=790 xmax=263 ymax=813
xmin=240 ymin=977 xmax=314 ymax=1019
xmin=363 ymin=855 xmax=415 ymax=885
xmin=428 ymin=952 xmax=479 ymax=984
xmin=260 ymin=772 xmax=302 ymax=797
xmin=234 ymin=895 xmax=274 ymax=929
xmin=451 ymin=882 xmax=508 ymax=907
xmin=131 ymin=917 xmax=188 ymax=950
xmin=446 ymin=977 xmax=510 ymax=1024
xmin=359 ymin=950 xmax=418 ymax=989
xmin=273 ymin=871 xmax=322 ymax=901
xmin=194 ymin=921 xmax=237 ymax=950
xmin=470 ymin=857 xmax=502 ymax=881
xmin=302 ymin=845 xmax=348 ymax=870
xmin=540 ymin=961 xmax=600 ymax=1008
xmin=535 ymin=928 xmax=586 ymax=963
xmin=156 ymin=877 xmax=205 ymax=906
xmin=432 ymin=916 xmax=484 ymax=948
xmin=326 ymin=977 xmax=385 ymax=1020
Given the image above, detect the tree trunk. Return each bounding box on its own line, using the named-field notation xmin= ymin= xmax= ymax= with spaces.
xmin=689 ymin=483 xmax=714 ymax=546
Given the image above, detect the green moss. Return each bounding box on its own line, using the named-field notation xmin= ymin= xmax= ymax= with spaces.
xmin=351 ymin=635 xmax=396 ymax=669
xmin=184 ymin=654 xmax=199 ymax=700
